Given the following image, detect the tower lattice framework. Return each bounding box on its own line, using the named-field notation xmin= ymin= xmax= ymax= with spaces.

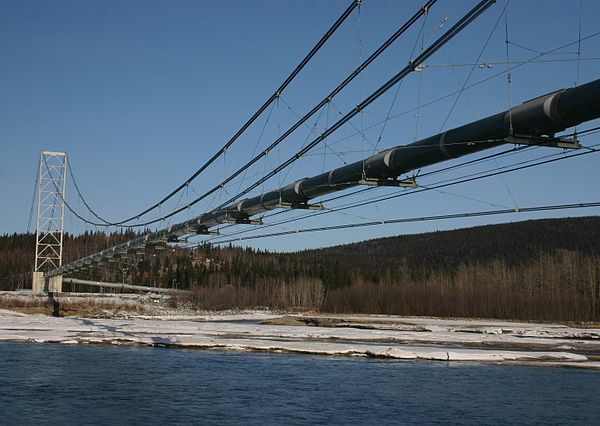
xmin=34 ymin=151 xmax=67 ymax=273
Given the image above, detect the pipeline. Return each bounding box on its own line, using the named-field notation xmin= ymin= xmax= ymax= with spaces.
xmin=196 ymin=78 xmax=600 ymax=225
xmin=63 ymin=277 xmax=191 ymax=294
xmin=48 ymin=78 xmax=600 ymax=276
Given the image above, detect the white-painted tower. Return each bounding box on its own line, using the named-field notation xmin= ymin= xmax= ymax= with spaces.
xmin=33 ymin=151 xmax=67 ymax=293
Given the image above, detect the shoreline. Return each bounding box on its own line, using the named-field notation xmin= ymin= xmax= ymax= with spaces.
xmin=1 ymin=304 xmax=599 ymax=369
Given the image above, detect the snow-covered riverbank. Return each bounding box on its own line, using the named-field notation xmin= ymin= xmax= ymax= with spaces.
xmin=1 ymin=307 xmax=599 ymax=369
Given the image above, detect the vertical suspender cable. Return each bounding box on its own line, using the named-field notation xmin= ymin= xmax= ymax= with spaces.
xmin=216 ymin=0 xmax=497 ymax=209
xmin=61 ymin=0 xmax=439 ymax=228
xmin=81 ymin=0 xmax=360 ymax=226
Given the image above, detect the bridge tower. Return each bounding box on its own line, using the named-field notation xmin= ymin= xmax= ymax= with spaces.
xmin=32 ymin=151 xmax=67 ymax=294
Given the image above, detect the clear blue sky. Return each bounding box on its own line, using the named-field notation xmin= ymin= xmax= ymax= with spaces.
xmin=1 ymin=0 xmax=600 ymax=251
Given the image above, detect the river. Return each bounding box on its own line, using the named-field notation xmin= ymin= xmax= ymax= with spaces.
xmin=1 ymin=342 xmax=599 ymax=425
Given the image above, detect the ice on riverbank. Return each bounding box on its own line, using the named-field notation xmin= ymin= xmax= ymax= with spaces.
xmin=0 ymin=309 xmax=598 ymax=369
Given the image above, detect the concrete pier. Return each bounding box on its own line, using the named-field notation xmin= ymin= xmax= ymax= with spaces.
xmin=48 ymin=275 xmax=63 ymax=293
xmin=32 ymin=272 xmax=45 ymax=294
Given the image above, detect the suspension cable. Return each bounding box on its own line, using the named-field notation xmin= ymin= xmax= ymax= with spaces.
xmin=60 ymin=0 xmax=440 ymax=228
xmin=209 ymin=201 xmax=600 ymax=245
xmin=27 ymin=156 xmax=41 ymax=234
xmin=66 ymin=0 xmax=361 ymax=227
xmin=206 ymin=144 xmax=529 ymax=239
xmin=323 ymin=31 xmax=600 ymax=151
xmin=439 ymin=0 xmax=509 ymax=132
xmin=210 ymin=125 xmax=600 ymax=241
xmin=60 ymin=4 xmax=600 ymax=234
xmin=215 ymin=0 xmax=496 ymax=210
xmin=204 ymin=139 xmax=600 ymax=244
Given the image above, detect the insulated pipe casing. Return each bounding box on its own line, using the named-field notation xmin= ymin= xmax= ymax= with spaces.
xmin=219 ymin=80 xmax=599 ymax=221
xmin=233 ymin=179 xmax=306 ymax=215
xmin=299 ymin=167 xmax=357 ymax=199
xmin=506 ymin=80 xmax=599 ymax=135
xmin=388 ymin=112 xmax=507 ymax=175
xmin=387 ymin=79 xmax=600 ymax=176
xmin=280 ymin=179 xmax=308 ymax=205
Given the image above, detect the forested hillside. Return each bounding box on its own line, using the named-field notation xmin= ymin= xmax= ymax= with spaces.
xmin=317 ymin=217 xmax=600 ymax=321
xmin=1 ymin=216 xmax=599 ymax=321
xmin=318 ymin=216 xmax=600 ymax=271
xmin=0 ymin=230 xmax=140 ymax=291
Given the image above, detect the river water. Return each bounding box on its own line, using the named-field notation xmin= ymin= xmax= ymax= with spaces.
xmin=1 ymin=342 xmax=598 ymax=425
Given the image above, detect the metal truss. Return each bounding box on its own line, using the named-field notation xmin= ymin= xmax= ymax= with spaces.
xmin=35 ymin=151 xmax=67 ymax=272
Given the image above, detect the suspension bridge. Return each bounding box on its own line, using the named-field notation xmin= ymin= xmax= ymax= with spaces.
xmin=27 ymin=0 xmax=600 ymax=294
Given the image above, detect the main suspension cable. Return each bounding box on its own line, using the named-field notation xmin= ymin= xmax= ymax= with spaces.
xmin=322 ymin=30 xmax=600 ymax=152
xmin=62 ymin=0 xmax=440 ymax=229
xmin=66 ymin=0 xmax=361 ymax=227
xmin=215 ymin=0 xmax=496 ymax=210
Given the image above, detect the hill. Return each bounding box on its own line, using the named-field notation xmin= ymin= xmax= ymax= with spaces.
xmin=312 ymin=217 xmax=600 ymax=321
xmin=316 ymin=216 xmax=600 ymax=276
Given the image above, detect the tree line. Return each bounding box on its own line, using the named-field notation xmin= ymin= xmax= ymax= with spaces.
xmin=1 ymin=216 xmax=599 ymax=321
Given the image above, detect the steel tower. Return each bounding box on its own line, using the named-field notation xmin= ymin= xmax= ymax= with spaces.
xmin=32 ymin=151 xmax=67 ymax=293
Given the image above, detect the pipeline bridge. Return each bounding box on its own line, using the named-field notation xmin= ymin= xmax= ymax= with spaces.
xmin=28 ymin=0 xmax=600 ymax=294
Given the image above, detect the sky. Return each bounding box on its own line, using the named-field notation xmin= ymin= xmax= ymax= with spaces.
xmin=1 ymin=0 xmax=600 ymax=252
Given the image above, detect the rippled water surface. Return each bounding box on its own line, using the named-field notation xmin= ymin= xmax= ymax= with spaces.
xmin=1 ymin=342 xmax=599 ymax=425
